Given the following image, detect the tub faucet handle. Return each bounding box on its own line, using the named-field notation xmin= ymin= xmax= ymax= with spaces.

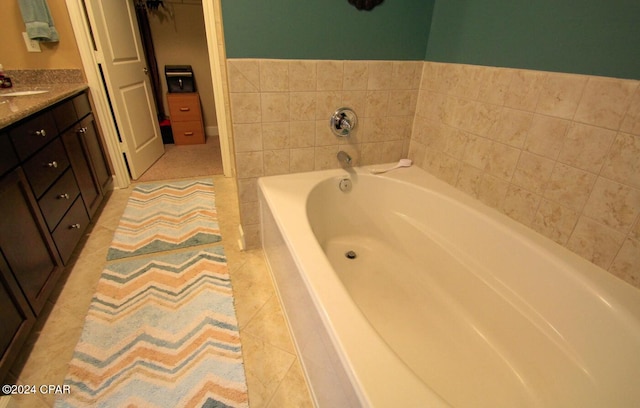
xmin=330 ymin=107 xmax=358 ymax=137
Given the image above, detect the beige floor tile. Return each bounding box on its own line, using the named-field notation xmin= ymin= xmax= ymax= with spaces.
xmin=243 ymin=295 xmax=296 ymax=354
xmin=267 ymin=360 xmax=314 ymax=408
xmin=231 ymin=252 xmax=277 ymax=329
xmin=240 ymin=332 xmax=296 ymax=408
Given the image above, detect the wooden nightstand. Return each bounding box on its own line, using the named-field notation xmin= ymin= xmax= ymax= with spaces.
xmin=166 ymin=92 xmax=205 ymax=145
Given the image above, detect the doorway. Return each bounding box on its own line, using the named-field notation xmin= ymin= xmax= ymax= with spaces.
xmin=136 ymin=1 xmax=223 ymax=182
xmin=65 ymin=0 xmax=233 ymax=188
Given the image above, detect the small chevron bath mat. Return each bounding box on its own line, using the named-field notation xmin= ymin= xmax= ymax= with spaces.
xmin=56 ymin=247 xmax=249 ymax=408
xmin=106 ymin=179 xmax=221 ymax=261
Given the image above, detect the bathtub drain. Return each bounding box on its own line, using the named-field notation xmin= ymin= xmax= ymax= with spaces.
xmin=345 ymin=250 xmax=357 ymax=259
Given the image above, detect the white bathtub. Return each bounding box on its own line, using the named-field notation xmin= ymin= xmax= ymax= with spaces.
xmin=258 ymin=165 xmax=640 ymax=408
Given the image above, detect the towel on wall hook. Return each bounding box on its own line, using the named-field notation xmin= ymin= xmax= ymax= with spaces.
xmin=18 ymin=0 xmax=59 ymax=42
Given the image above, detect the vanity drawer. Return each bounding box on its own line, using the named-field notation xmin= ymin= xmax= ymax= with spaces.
xmin=52 ymin=197 xmax=89 ymax=265
xmin=52 ymin=99 xmax=78 ymax=133
xmin=73 ymin=92 xmax=91 ymax=120
xmin=23 ymin=138 xmax=70 ymax=198
xmin=0 ymin=133 xmax=18 ymax=178
xmin=38 ymin=169 xmax=80 ymax=232
xmin=171 ymin=121 xmax=205 ymax=145
xmin=9 ymin=111 xmax=58 ymax=161
xmin=167 ymin=93 xmax=201 ymax=122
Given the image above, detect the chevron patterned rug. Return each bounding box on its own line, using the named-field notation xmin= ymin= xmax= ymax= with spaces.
xmin=106 ymin=179 xmax=221 ymax=261
xmin=56 ymin=246 xmax=249 ymax=408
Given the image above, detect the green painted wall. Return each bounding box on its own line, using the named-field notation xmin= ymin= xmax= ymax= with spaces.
xmin=425 ymin=1 xmax=640 ymax=79
xmin=221 ymin=0 xmax=434 ymax=60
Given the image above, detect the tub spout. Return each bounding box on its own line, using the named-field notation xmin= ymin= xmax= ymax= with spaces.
xmin=337 ymin=151 xmax=352 ymax=166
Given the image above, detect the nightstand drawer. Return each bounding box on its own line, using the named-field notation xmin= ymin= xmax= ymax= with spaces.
xmin=171 ymin=121 xmax=205 ymax=145
xmin=167 ymin=93 xmax=201 ymax=122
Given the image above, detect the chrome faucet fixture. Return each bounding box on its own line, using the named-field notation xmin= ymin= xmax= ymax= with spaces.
xmin=330 ymin=107 xmax=358 ymax=137
xmin=337 ymin=150 xmax=352 ymax=166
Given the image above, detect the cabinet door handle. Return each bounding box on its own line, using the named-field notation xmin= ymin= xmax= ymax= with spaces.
xmin=179 ymin=107 xmax=190 ymax=111
xmin=70 ymin=223 xmax=81 ymax=229
xmin=58 ymin=193 xmax=70 ymax=200
xmin=184 ymin=132 xmax=194 ymax=136
xmin=35 ymin=129 xmax=47 ymax=137
xmin=77 ymin=127 xmax=88 ymax=134
xmin=46 ymin=161 xmax=58 ymax=168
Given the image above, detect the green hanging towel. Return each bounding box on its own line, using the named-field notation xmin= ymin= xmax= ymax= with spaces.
xmin=17 ymin=0 xmax=59 ymax=42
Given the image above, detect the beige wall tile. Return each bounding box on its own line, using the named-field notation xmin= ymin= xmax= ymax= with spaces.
xmin=342 ymin=91 xmax=367 ymax=116
xmin=488 ymin=108 xmax=533 ymax=147
xmin=601 ymin=132 xmax=640 ymax=189
xmin=289 ymin=60 xmax=317 ymax=91
xmin=502 ymin=185 xmax=541 ymax=225
xmin=543 ymin=163 xmax=596 ymax=211
xmin=512 ymin=151 xmax=555 ymax=194
xmin=392 ymin=61 xmax=423 ymax=90
xmin=389 ymin=90 xmax=417 ymax=116
xmin=531 ymin=199 xmax=579 ymax=245
xmin=227 ymin=59 xmax=260 ymax=92
xmin=367 ymin=61 xmax=394 ymax=90
xmin=536 ymin=73 xmax=588 ymax=119
xmin=504 ymin=70 xmax=545 ymax=111
xmin=485 ymin=142 xmax=520 ymax=180
xmin=524 ymin=115 xmax=570 ymax=159
xmin=315 ymin=91 xmax=342 ymax=120
xmin=234 ymin=123 xmax=263 ymax=152
xmin=262 ymin=122 xmax=290 ymax=150
xmin=343 ymin=61 xmax=369 ymax=90
xmin=477 ymin=174 xmax=509 ymax=208
xmin=610 ymin=238 xmax=640 ymax=287
xmin=230 ymin=93 xmax=261 ymax=123
xmin=582 ymin=178 xmax=640 ymax=233
xmin=237 ymin=177 xmax=258 ymax=203
xmin=620 ymin=86 xmax=640 ymax=135
xmin=236 ymin=151 xmax=264 ymax=178
xmin=364 ymin=91 xmax=390 ymax=117
xmin=289 ymin=121 xmax=316 ymax=148
xmin=260 ymin=60 xmax=289 ymax=92
xmin=289 ymin=92 xmax=316 ymax=121
xmin=261 ymin=93 xmax=290 ymax=122
xmin=290 ymin=148 xmax=315 ymax=173
xmin=567 ymin=217 xmax=626 ymax=269
xmin=558 ymin=123 xmax=616 ymax=173
xmin=477 ymin=67 xmax=514 ymax=106
xmin=264 ymin=149 xmax=290 ymax=176
xmin=317 ymin=60 xmax=344 ymax=91
xmin=574 ymin=77 xmax=637 ymax=130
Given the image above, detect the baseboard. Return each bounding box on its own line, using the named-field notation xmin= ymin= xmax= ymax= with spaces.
xmin=237 ymin=225 xmax=246 ymax=251
xmin=206 ymin=126 xmax=219 ymax=137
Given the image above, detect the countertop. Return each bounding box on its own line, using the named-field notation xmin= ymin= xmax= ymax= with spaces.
xmin=0 ymin=83 xmax=89 ymax=130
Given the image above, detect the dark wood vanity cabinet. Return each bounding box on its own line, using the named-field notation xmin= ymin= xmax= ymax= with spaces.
xmin=0 ymin=89 xmax=111 ymax=381
xmin=0 ymin=252 xmax=35 ymax=382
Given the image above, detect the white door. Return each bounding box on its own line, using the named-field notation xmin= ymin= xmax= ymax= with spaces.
xmin=85 ymin=0 xmax=164 ymax=179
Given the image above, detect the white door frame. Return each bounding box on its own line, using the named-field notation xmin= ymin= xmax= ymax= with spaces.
xmin=65 ymin=0 xmax=234 ymax=188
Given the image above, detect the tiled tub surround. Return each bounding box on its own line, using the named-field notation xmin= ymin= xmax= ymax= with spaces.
xmin=228 ymin=58 xmax=640 ymax=289
xmin=410 ymin=62 xmax=640 ymax=289
xmin=227 ymin=59 xmax=422 ymax=247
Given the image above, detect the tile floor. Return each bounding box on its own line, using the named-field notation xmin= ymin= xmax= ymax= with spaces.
xmin=3 ymin=173 xmax=314 ymax=407
xmin=136 ymin=135 xmax=225 ymax=182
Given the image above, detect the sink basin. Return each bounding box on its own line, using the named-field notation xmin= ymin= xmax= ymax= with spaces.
xmin=0 ymin=90 xmax=49 ymax=97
